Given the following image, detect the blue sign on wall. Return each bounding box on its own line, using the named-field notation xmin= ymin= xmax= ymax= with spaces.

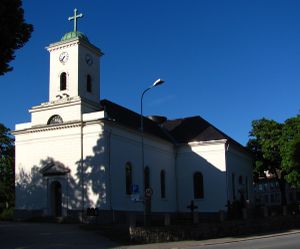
xmin=132 ymin=184 xmax=139 ymax=193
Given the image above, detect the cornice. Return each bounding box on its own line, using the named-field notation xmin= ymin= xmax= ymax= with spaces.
xmin=187 ymin=139 xmax=227 ymax=147
xmin=13 ymin=122 xmax=82 ymax=135
xmin=29 ymin=96 xmax=100 ymax=113
xmin=46 ymin=37 xmax=102 ymax=56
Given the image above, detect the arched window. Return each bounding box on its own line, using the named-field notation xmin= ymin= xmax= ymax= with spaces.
xmin=239 ymin=175 xmax=243 ymax=185
xmin=125 ymin=162 xmax=132 ymax=195
xmin=60 ymin=72 xmax=67 ymax=91
xmin=144 ymin=166 xmax=150 ymax=190
xmin=47 ymin=115 xmax=63 ymax=125
xmin=193 ymin=172 xmax=204 ymax=199
xmin=160 ymin=170 xmax=166 ymax=198
xmin=86 ymin=74 xmax=92 ymax=92
xmin=232 ymin=173 xmax=236 ymax=200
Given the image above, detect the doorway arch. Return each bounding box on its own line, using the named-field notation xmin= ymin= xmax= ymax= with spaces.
xmin=50 ymin=181 xmax=62 ymax=217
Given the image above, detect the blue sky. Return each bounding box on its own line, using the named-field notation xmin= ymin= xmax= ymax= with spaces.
xmin=1 ymin=0 xmax=300 ymax=145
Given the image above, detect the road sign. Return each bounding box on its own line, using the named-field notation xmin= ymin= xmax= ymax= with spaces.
xmin=132 ymin=184 xmax=139 ymax=194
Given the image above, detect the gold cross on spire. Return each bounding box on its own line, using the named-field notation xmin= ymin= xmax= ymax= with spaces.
xmin=68 ymin=8 xmax=83 ymax=32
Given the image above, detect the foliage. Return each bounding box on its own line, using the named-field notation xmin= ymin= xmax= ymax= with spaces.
xmin=0 ymin=207 xmax=14 ymax=221
xmin=281 ymin=115 xmax=300 ymax=187
xmin=0 ymin=123 xmax=15 ymax=210
xmin=247 ymin=115 xmax=300 ymax=188
xmin=247 ymin=118 xmax=283 ymax=178
xmin=0 ymin=0 xmax=33 ymax=75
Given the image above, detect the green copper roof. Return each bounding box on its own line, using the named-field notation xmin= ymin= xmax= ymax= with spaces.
xmin=61 ymin=31 xmax=89 ymax=42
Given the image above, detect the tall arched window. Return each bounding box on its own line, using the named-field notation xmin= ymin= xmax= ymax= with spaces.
xmin=125 ymin=162 xmax=132 ymax=195
xmin=232 ymin=173 xmax=236 ymax=200
xmin=239 ymin=175 xmax=243 ymax=185
xmin=193 ymin=172 xmax=204 ymax=199
xmin=160 ymin=170 xmax=166 ymax=198
xmin=144 ymin=166 xmax=150 ymax=190
xmin=60 ymin=72 xmax=67 ymax=91
xmin=86 ymin=74 xmax=92 ymax=92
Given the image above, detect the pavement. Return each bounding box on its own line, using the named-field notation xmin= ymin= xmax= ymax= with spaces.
xmin=0 ymin=221 xmax=119 ymax=249
xmin=116 ymin=230 xmax=300 ymax=249
xmin=1 ymin=221 xmax=300 ymax=249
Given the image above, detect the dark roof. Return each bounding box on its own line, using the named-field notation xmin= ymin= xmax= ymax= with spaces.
xmin=162 ymin=116 xmax=227 ymax=143
xmin=100 ymin=99 xmax=249 ymax=153
xmin=100 ymin=99 xmax=173 ymax=142
xmin=163 ymin=116 xmax=250 ymax=154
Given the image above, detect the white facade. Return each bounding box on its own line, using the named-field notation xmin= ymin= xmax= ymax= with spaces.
xmin=14 ymin=27 xmax=253 ymax=221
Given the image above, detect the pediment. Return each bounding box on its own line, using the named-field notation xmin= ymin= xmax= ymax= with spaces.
xmin=40 ymin=160 xmax=70 ymax=176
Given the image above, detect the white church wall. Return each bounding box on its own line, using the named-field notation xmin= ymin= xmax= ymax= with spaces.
xmin=81 ymin=121 xmax=109 ymax=210
xmin=15 ymin=126 xmax=83 ymax=213
xmin=176 ymin=140 xmax=228 ymax=213
xmin=106 ymin=123 xmax=176 ymax=213
xmin=226 ymin=145 xmax=254 ymax=204
xmin=143 ymin=138 xmax=176 ymax=212
xmin=30 ymin=102 xmax=82 ymax=126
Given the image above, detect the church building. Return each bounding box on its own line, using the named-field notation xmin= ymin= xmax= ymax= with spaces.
xmin=14 ymin=10 xmax=253 ymax=222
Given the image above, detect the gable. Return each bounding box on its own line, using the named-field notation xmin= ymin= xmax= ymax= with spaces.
xmin=39 ymin=160 xmax=70 ymax=176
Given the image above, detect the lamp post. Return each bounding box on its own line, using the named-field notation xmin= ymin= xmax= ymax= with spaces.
xmin=140 ymin=78 xmax=165 ymax=226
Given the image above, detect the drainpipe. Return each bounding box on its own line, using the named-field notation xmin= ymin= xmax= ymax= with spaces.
xmin=46 ymin=177 xmax=49 ymax=215
xmin=80 ymin=113 xmax=84 ymax=221
xmin=67 ymin=172 xmax=69 ymax=215
xmin=225 ymin=141 xmax=230 ymax=211
xmin=174 ymin=145 xmax=179 ymax=213
xmin=107 ymin=129 xmax=114 ymax=222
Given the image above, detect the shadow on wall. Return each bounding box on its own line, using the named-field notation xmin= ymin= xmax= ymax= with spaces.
xmin=75 ymin=135 xmax=107 ymax=208
xmin=15 ymin=133 xmax=107 ymax=215
xmin=16 ymin=166 xmax=45 ymax=209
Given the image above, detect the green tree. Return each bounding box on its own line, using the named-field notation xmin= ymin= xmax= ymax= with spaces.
xmin=0 ymin=123 xmax=15 ymax=210
xmin=0 ymin=0 xmax=33 ymax=75
xmin=247 ymin=118 xmax=286 ymax=204
xmin=248 ymin=115 xmax=300 ymax=205
xmin=247 ymin=118 xmax=283 ymax=177
xmin=281 ymin=115 xmax=300 ymax=188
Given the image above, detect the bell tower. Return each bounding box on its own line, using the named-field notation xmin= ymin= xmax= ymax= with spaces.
xmin=47 ymin=9 xmax=103 ymax=104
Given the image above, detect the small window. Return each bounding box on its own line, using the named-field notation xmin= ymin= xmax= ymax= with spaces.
xmin=87 ymin=74 xmax=92 ymax=92
xmin=125 ymin=162 xmax=132 ymax=195
xmin=47 ymin=115 xmax=63 ymax=125
xmin=193 ymin=172 xmax=204 ymax=199
xmin=60 ymin=72 xmax=67 ymax=90
xmin=144 ymin=166 xmax=150 ymax=190
xmin=160 ymin=170 xmax=166 ymax=198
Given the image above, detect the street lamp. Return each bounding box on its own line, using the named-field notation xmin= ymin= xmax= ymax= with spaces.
xmin=140 ymin=78 xmax=165 ymax=226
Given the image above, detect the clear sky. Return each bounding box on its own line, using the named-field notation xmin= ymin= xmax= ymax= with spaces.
xmin=1 ymin=0 xmax=300 ymax=145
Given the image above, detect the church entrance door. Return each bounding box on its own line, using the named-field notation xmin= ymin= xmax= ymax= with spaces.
xmin=51 ymin=181 xmax=62 ymax=217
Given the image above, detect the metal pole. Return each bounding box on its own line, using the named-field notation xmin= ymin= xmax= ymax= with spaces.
xmin=141 ymin=87 xmax=151 ymax=226
xmin=140 ymin=79 xmax=164 ymax=226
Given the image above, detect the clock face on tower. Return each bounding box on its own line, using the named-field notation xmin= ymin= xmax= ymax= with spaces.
xmin=59 ymin=52 xmax=69 ymax=63
xmin=85 ymin=54 xmax=93 ymax=65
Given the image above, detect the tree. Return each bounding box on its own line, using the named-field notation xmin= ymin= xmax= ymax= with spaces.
xmin=247 ymin=118 xmax=286 ymax=204
xmin=0 ymin=123 xmax=15 ymax=210
xmin=281 ymin=115 xmax=300 ymax=188
xmin=247 ymin=118 xmax=283 ymax=177
xmin=248 ymin=115 xmax=300 ymax=205
xmin=0 ymin=0 xmax=33 ymax=76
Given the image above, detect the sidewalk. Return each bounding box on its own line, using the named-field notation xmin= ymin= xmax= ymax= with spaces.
xmin=115 ymin=230 xmax=300 ymax=249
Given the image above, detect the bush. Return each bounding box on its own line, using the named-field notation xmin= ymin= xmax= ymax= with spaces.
xmin=0 ymin=208 xmax=14 ymax=221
